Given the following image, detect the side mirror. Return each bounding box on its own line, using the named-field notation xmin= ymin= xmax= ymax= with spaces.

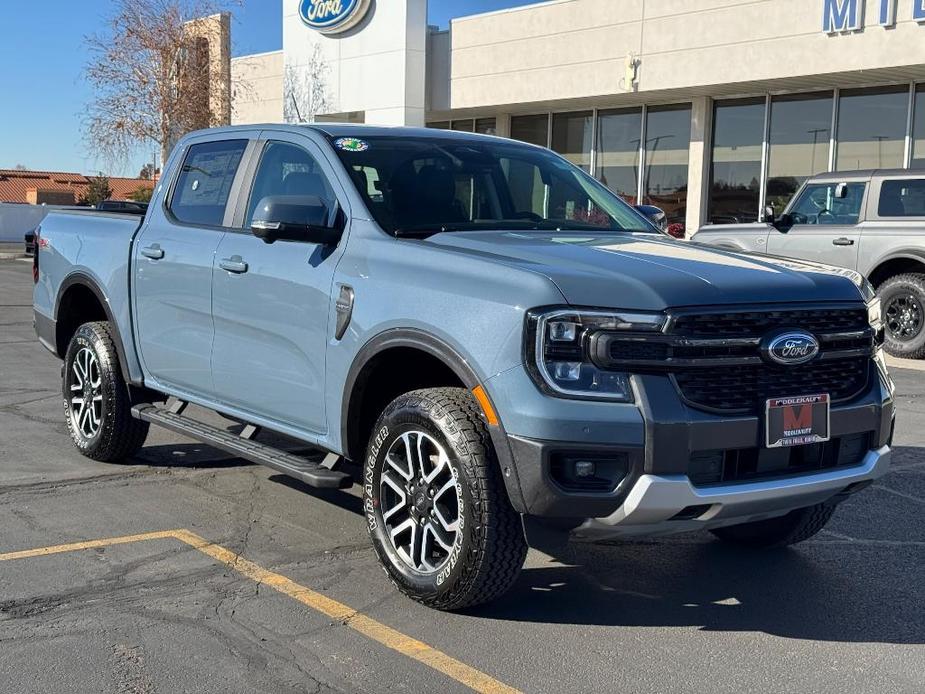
xmin=835 ymin=182 xmax=848 ymax=199
xmin=634 ymin=204 xmax=667 ymax=232
xmin=250 ymin=195 xmax=342 ymax=245
xmin=772 ymin=212 xmax=795 ymax=233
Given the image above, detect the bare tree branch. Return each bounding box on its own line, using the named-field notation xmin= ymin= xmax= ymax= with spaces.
xmin=83 ymin=0 xmax=239 ymax=167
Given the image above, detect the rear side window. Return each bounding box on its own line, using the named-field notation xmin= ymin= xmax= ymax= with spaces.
xmin=170 ymin=140 xmax=247 ymax=226
xmin=879 ymin=179 xmax=925 ymax=217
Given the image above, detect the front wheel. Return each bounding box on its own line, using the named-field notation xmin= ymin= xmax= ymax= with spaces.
xmin=63 ymin=321 xmax=149 ymax=462
xmin=879 ymin=273 xmax=925 ymax=359
xmin=363 ymin=388 xmax=527 ymax=610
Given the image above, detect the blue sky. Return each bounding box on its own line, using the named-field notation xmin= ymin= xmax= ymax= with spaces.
xmin=0 ymin=0 xmax=543 ymax=177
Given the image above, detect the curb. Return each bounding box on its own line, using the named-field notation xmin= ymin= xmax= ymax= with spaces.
xmin=0 ymin=253 xmax=27 ymax=260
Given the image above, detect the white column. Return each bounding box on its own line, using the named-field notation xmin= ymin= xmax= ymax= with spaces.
xmin=495 ymin=113 xmax=512 ymax=138
xmin=685 ymin=96 xmax=713 ymax=235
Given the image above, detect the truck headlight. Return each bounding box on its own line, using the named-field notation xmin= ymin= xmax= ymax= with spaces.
xmin=525 ymin=308 xmax=666 ymax=401
xmin=867 ymin=295 xmax=882 ymax=331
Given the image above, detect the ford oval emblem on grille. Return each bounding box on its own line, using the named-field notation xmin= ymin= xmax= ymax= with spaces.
xmin=762 ymin=331 xmax=820 ymax=366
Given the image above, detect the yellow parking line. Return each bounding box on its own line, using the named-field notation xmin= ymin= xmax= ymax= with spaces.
xmin=0 ymin=529 xmax=178 ymax=562
xmin=0 ymin=529 xmax=521 ymax=694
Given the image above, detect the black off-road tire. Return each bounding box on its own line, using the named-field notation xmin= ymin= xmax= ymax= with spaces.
xmin=63 ymin=321 xmax=149 ymax=462
xmin=709 ymin=502 xmax=837 ymax=548
xmin=878 ymin=273 xmax=925 ymax=359
xmin=363 ymin=388 xmax=527 ymax=610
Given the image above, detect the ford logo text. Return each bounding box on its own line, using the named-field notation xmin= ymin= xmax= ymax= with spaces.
xmin=763 ymin=332 xmax=820 ymax=366
xmin=298 ymin=0 xmax=371 ymax=35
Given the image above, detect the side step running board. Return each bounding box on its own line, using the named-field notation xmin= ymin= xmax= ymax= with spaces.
xmin=132 ymin=403 xmax=352 ymax=489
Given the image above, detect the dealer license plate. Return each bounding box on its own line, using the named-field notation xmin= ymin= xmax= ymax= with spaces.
xmin=765 ymin=394 xmax=831 ymax=449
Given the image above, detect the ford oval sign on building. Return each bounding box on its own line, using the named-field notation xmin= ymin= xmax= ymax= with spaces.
xmin=299 ymin=0 xmax=372 ymax=35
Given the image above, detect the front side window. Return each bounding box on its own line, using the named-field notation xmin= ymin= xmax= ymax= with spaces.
xmin=170 ymin=140 xmax=247 ymax=226
xmin=788 ymin=182 xmax=865 ymax=226
xmin=327 ymin=136 xmax=655 ymax=236
xmin=245 ymin=141 xmax=337 ymax=226
xmin=879 ymin=179 xmax=925 ymax=217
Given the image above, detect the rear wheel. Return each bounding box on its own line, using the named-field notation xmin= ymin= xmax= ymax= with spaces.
xmin=709 ymin=502 xmax=837 ymax=548
xmin=364 ymin=388 xmax=527 ymax=610
xmin=879 ymin=273 xmax=925 ymax=359
xmin=63 ymin=321 xmax=149 ymax=462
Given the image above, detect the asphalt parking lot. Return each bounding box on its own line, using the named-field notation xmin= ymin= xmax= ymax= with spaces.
xmin=1 ymin=257 xmax=924 ymax=694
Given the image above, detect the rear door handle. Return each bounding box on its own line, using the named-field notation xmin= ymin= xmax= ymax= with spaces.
xmin=219 ymin=256 xmax=248 ymax=274
xmin=141 ymin=244 xmax=164 ymax=260
xmin=832 ymin=237 xmax=855 ymax=246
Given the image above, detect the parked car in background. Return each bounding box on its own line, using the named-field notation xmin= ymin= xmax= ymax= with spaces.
xmin=96 ymin=199 xmax=149 ymax=214
xmin=33 ymin=125 xmax=893 ymax=610
xmin=693 ymin=169 xmax=925 ymax=358
xmin=24 ymin=227 xmax=37 ymax=256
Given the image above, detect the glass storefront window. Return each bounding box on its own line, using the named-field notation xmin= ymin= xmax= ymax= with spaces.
xmin=597 ymin=108 xmax=642 ymax=204
xmin=451 ymin=119 xmax=475 ymax=132
xmin=708 ymin=98 xmax=765 ymax=224
xmin=912 ymin=85 xmax=925 ymax=169
xmin=836 ymin=85 xmax=908 ymax=170
xmin=643 ymin=104 xmax=691 ymax=232
xmin=551 ymin=111 xmax=593 ymax=172
xmin=766 ymin=92 xmax=833 ymax=213
xmin=475 ymin=118 xmax=497 ymax=136
xmin=511 ymin=114 xmax=549 ymax=148
xmin=427 ymin=121 xmax=450 ymax=130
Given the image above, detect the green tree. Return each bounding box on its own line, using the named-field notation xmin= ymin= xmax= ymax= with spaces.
xmin=130 ymin=185 xmax=154 ymax=203
xmin=80 ymin=174 xmax=113 ymax=207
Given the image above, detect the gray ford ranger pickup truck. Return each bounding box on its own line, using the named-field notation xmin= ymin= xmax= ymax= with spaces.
xmin=33 ymin=125 xmax=895 ymax=610
xmin=693 ymin=169 xmax=925 ymax=359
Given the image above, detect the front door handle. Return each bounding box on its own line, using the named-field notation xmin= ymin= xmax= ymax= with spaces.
xmin=141 ymin=244 xmax=164 ymax=260
xmin=219 ymin=256 xmax=248 ymax=274
xmin=832 ymin=237 xmax=855 ymax=246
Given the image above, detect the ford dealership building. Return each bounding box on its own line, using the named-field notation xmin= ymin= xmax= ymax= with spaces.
xmin=232 ymin=0 xmax=925 ymax=234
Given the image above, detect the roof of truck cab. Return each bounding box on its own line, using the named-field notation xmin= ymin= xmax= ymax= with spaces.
xmin=184 ymin=123 xmax=520 ymax=145
xmin=808 ymin=169 xmax=925 ymax=182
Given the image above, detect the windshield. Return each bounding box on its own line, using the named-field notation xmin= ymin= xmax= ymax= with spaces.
xmin=327 ymin=135 xmax=657 ymax=237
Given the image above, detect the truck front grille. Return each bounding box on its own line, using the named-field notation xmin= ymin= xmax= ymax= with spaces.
xmin=688 ymin=432 xmax=871 ymax=486
xmin=593 ymin=304 xmax=875 ymax=415
xmin=673 ymin=358 xmax=869 ymax=413
xmin=670 ymin=307 xmax=869 ymax=338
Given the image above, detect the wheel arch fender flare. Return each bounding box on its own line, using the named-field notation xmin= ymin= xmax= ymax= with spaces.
xmin=341 ymin=327 xmax=528 ymax=513
xmin=867 ymin=250 xmax=925 ymax=285
xmin=55 ymin=272 xmax=133 ymax=383
xmin=341 ymin=328 xmax=482 ymax=455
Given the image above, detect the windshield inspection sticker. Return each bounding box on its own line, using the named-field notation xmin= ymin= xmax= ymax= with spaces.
xmin=334 ymin=137 xmax=369 ymax=152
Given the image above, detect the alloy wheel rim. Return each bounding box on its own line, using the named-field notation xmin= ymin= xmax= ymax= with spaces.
xmin=379 ymin=431 xmax=461 ymax=575
xmin=885 ymin=295 xmax=923 ymax=341
xmin=69 ymin=347 xmax=103 ymax=438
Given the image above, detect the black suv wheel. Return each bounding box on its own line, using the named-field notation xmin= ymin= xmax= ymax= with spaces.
xmin=63 ymin=322 xmax=149 ymax=461
xmin=364 ymin=388 xmax=527 ymax=610
xmin=879 ymin=273 xmax=925 ymax=359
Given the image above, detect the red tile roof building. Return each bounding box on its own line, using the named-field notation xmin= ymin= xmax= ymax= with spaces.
xmin=0 ymin=170 xmax=155 ymax=205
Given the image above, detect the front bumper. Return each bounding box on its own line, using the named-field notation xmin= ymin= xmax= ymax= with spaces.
xmin=573 ymin=445 xmax=889 ymax=540
xmin=488 ymin=360 xmax=894 ymax=535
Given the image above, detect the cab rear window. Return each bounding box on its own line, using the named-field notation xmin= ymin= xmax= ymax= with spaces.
xmin=170 ymin=140 xmax=248 ymax=227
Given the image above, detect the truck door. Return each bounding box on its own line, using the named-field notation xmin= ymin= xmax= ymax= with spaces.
xmin=766 ymin=181 xmax=865 ymax=269
xmin=132 ymin=137 xmax=253 ymax=396
xmin=209 ymin=134 xmax=349 ymax=434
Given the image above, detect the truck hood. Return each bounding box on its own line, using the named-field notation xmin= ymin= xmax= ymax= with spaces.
xmin=425 ymin=232 xmax=864 ymax=310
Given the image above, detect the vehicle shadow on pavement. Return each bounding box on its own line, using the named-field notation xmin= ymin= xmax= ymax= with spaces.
xmin=127 ymin=443 xmax=256 ymax=469
xmin=472 ymin=538 xmax=924 ymax=644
